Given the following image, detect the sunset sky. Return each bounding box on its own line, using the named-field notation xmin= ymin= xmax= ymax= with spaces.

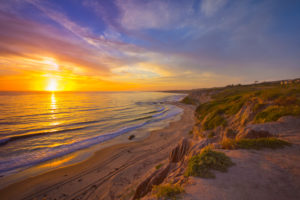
xmin=0 ymin=0 xmax=299 ymax=91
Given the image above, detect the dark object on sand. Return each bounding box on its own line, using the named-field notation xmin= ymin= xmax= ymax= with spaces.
xmin=128 ymin=134 xmax=135 ymax=140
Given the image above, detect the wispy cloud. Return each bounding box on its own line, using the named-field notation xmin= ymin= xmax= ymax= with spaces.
xmin=0 ymin=10 xmax=110 ymax=73
xmin=201 ymin=0 xmax=228 ymax=17
xmin=0 ymin=0 xmax=299 ymax=91
xmin=115 ymin=0 xmax=189 ymax=30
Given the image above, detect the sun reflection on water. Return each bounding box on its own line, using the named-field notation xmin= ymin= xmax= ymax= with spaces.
xmin=37 ymin=154 xmax=76 ymax=169
xmin=49 ymin=92 xmax=60 ymax=127
xmin=51 ymin=92 xmax=56 ymax=111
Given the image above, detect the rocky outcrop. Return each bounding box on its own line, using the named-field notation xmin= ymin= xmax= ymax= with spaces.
xmin=133 ymin=138 xmax=192 ymax=199
xmin=169 ymin=138 xmax=191 ymax=163
xmin=133 ymin=163 xmax=173 ymax=200
xmin=189 ymin=139 xmax=211 ymax=156
xmin=246 ymin=116 xmax=300 ymax=136
xmin=224 ymin=128 xmax=237 ymax=139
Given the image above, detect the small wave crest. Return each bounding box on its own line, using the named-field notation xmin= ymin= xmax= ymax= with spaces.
xmin=0 ymin=105 xmax=182 ymax=175
xmin=0 ymin=92 xmax=184 ymax=176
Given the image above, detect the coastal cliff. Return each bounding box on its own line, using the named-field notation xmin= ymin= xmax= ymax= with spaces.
xmin=134 ymin=79 xmax=300 ymax=200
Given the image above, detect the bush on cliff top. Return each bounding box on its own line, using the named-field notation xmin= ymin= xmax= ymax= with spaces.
xmin=202 ymin=113 xmax=227 ymax=130
xmin=153 ymin=183 xmax=184 ymax=200
xmin=254 ymin=105 xmax=300 ymax=123
xmin=195 ymin=88 xmax=252 ymax=130
xmin=155 ymin=163 xmax=163 ymax=170
xmin=185 ymin=146 xmax=234 ymax=178
xmin=221 ymin=137 xmax=291 ymax=150
xmin=181 ymin=96 xmax=197 ymax=105
xmin=196 ymin=83 xmax=300 ymax=129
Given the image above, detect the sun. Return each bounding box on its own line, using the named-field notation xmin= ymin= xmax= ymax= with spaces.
xmin=46 ymin=78 xmax=58 ymax=91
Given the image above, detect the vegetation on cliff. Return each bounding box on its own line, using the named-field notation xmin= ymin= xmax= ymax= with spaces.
xmin=181 ymin=96 xmax=197 ymax=105
xmin=185 ymin=146 xmax=234 ymax=178
xmin=153 ymin=183 xmax=184 ymax=200
xmin=135 ymin=80 xmax=299 ymax=199
xmin=221 ymin=137 xmax=291 ymax=150
xmin=195 ymin=81 xmax=300 ymax=130
xmin=155 ymin=163 xmax=163 ymax=170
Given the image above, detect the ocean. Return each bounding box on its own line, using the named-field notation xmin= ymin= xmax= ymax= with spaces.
xmin=0 ymin=91 xmax=184 ymax=181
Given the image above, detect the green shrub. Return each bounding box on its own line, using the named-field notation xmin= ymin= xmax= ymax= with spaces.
xmin=274 ymin=96 xmax=299 ymax=106
xmin=220 ymin=138 xmax=237 ymax=150
xmin=195 ymin=90 xmax=251 ymax=130
xmin=225 ymin=129 xmax=237 ymax=138
xmin=153 ymin=183 xmax=184 ymax=200
xmin=207 ymin=131 xmax=215 ymax=138
xmin=254 ymin=105 xmax=300 ymax=123
xmin=185 ymin=146 xmax=234 ymax=178
xmin=202 ymin=113 xmax=227 ymax=130
xmin=224 ymin=97 xmax=247 ymax=115
xmin=259 ymin=85 xmax=300 ymax=102
xmin=196 ymin=83 xmax=300 ymax=129
xmin=196 ymin=95 xmax=247 ymax=120
xmin=196 ymin=101 xmax=221 ymax=120
xmin=221 ymin=138 xmax=291 ymax=150
xmin=155 ymin=163 xmax=163 ymax=170
xmin=181 ymin=96 xmax=196 ymax=105
xmin=261 ymin=90 xmax=282 ymax=100
xmin=253 ymin=103 xmax=265 ymax=112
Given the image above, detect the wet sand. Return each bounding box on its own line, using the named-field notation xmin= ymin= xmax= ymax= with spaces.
xmin=0 ymin=103 xmax=195 ymax=200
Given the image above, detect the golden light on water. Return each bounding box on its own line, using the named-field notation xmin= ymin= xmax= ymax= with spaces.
xmin=50 ymin=93 xmax=56 ymax=110
xmin=49 ymin=93 xmax=62 ymax=126
xmin=37 ymin=154 xmax=76 ymax=169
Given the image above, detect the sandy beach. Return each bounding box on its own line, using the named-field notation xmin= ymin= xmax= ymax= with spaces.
xmin=0 ymin=103 xmax=195 ymax=200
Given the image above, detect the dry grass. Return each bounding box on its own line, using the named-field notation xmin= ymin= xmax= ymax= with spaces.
xmin=221 ymin=138 xmax=291 ymax=150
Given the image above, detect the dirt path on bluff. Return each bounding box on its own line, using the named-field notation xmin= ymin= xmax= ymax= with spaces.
xmin=184 ymin=117 xmax=300 ymax=200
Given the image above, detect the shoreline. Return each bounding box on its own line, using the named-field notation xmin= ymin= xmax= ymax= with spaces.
xmin=0 ymin=101 xmax=183 ymax=188
xmin=0 ymin=103 xmax=195 ymax=200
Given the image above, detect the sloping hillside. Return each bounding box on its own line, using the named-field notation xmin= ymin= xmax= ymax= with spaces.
xmin=133 ymin=80 xmax=300 ymax=200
